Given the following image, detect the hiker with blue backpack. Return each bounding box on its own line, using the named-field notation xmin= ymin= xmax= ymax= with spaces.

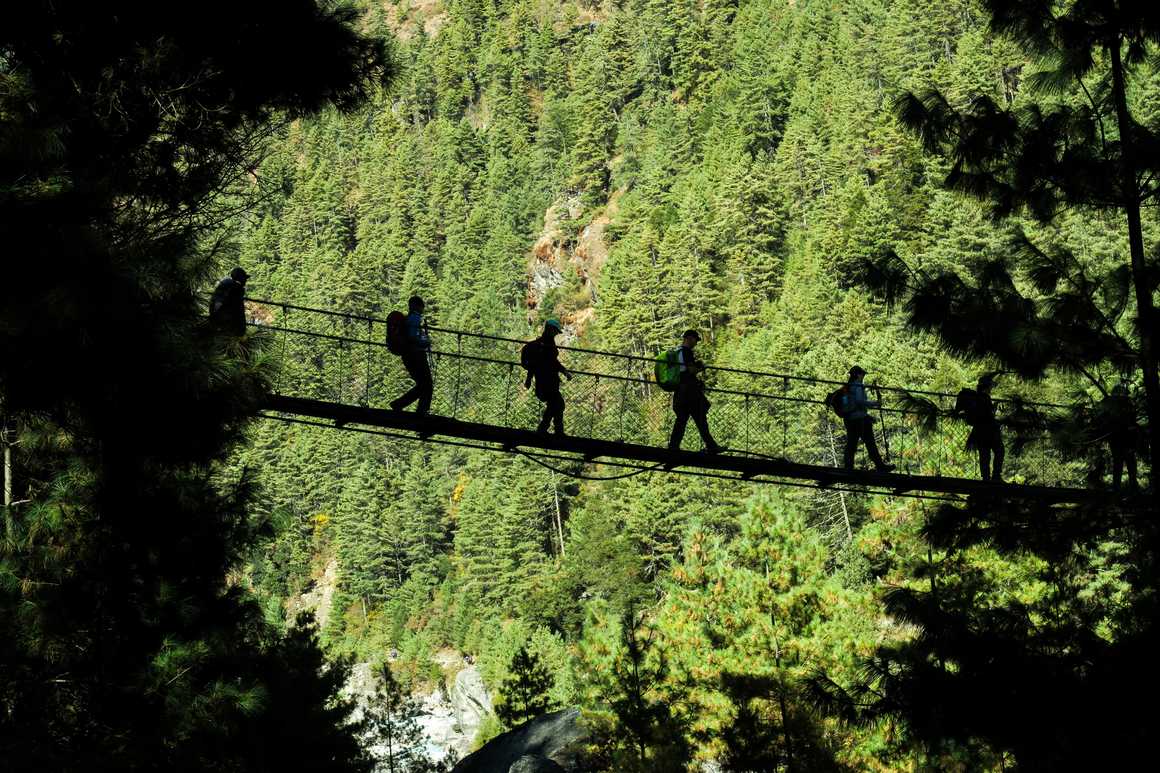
xmin=665 ymin=330 xmax=721 ymax=454
xmin=522 ymin=318 xmax=572 ymax=435
xmin=388 ymin=295 xmax=433 ymax=415
xmin=834 ymin=365 xmax=894 ymax=473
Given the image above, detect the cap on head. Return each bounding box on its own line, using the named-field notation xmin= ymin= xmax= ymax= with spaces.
xmin=230 ymin=266 xmax=250 ymax=283
xmin=849 ymin=365 xmax=867 ymax=377
xmin=682 ymin=329 xmax=701 ymax=342
xmin=545 ymin=318 xmax=563 ymax=333
xmin=408 ymin=295 xmax=425 ymax=312
xmin=977 ymin=372 xmax=997 ymax=392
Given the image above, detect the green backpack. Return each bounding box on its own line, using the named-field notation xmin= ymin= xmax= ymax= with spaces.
xmin=654 ymin=349 xmax=681 ymax=391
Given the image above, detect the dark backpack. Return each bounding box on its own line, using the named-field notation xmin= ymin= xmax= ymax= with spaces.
xmin=520 ymin=339 xmax=544 ymax=372
xmin=386 ymin=311 xmax=407 ymax=356
xmin=955 ymin=388 xmax=980 ymax=425
xmin=825 ymin=385 xmax=851 ymax=418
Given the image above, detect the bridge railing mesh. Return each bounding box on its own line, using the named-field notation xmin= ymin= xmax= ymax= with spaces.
xmin=246 ymin=298 xmax=1083 ymax=487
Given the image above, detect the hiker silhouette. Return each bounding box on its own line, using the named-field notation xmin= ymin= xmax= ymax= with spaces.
xmin=667 ymin=330 xmax=721 ymax=454
xmin=842 ymin=366 xmax=894 ymax=472
xmin=1098 ymin=381 xmax=1139 ymax=492
xmin=208 ymin=266 xmax=249 ymax=336
xmin=965 ymin=373 xmax=1004 ymax=483
xmin=390 ymin=295 xmax=433 ymax=415
xmin=523 ymin=318 xmax=571 ymax=435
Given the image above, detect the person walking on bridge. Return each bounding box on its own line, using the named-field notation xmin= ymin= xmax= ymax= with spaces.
xmin=1100 ymin=381 xmax=1140 ymax=493
xmin=390 ymin=295 xmax=433 ymax=416
xmin=964 ymin=373 xmax=1003 ymax=483
xmin=842 ymin=365 xmax=894 ymax=473
xmin=523 ymin=318 xmax=572 ymax=435
xmin=668 ymin=330 xmax=721 ymax=454
xmin=208 ymin=266 xmax=249 ymax=336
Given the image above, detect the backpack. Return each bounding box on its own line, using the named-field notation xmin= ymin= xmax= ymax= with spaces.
xmin=654 ymin=349 xmax=681 ymax=392
xmin=520 ymin=339 xmax=544 ymax=372
xmin=386 ymin=311 xmax=407 ymax=356
xmin=955 ymin=388 xmax=980 ymax=425
xmin=825 ymin=385 xmax=851 ymax=418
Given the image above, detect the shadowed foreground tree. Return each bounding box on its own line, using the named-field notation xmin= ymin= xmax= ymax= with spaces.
xmin=494 ymin=645 xmax=557 ymax=728
xmin=0 ymin=3 xmax=386 ymax=770
xmin=810 ymin=0 xmax=1160 ymax=767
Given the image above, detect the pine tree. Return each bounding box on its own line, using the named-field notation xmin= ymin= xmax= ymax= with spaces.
xmin=0 ymin=3 xmax=384 ymax=769
xmin=364 ymin=663 xmax=446 ymax=773
xmin=494 ymin=645 xmax=557 ymax=727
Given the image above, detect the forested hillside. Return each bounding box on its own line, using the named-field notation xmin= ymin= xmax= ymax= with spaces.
xmin=231 ymin=0 xmax=1157 ymax=768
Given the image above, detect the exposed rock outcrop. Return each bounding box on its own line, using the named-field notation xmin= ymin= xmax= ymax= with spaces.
xmin=451 ymin=708 xmax=586 ymax=773
xmin=449 ymin=666 xmax=493 ymax=743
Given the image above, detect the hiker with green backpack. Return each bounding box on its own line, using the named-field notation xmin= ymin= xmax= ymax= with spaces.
xmin=832 ymin=365 xmax=894 ymax=473
xmin=662 ymin=330 xmax=721 ymax=454
xmin=521 ymin=318 xmax=572 ymax=435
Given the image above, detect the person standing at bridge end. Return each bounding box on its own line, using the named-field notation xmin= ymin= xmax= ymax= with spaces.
xmin=842 ymin=365 xmax=894 ymax=473
xmin=962 ymin=373 xmax=1004 ymax=483
xmin=523 ymin=318 xmax=572 ymax=435
xmin=390 ymin=295 xmax=433 ymax=416
xmin=668 ymin=330 xmax=721 ymax=455
xmin=208 ymin=266 xmax=249 ymax=336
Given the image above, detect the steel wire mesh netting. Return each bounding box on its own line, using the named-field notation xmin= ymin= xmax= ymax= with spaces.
xmin=246 ymin=299 xmax=1082 ymax=487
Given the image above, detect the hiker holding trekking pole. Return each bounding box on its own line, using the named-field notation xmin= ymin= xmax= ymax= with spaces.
xmin=827 ymin=365 xmax=894 ymax=473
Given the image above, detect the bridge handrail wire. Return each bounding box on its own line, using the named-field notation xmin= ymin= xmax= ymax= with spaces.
xmin=242 ymin=295 xmax=1068 ymax=411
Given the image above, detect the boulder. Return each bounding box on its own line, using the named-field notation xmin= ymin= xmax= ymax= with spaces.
xmin=508 ymin=754 xmax=566 ymax=773
xmin=452 ymin=708 xmax=586 ymax=773
xmin=449 ymin=666 xmax=492 ymax=740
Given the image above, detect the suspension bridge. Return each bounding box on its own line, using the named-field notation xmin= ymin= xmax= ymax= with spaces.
xmin=248 ymin=297 xmax=1103 ymax=504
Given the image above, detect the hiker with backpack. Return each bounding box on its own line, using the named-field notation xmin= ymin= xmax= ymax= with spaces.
xmin=522 ymin=318 xmax=572 ymax=435
xmin=208 ymin=266 xmax=249 ymax=336
xmin=667 ymin=330 xmax=721 ymax=454
xmin=834 ymin=365 xmax=894 ymax=473
xmin=1098 ymin=381 xmax=1139 ymax=493
xmin=960 ymin=373 xmax=1003 ymax=483
xmin=389 ymin=295 xmax=433 ymax=415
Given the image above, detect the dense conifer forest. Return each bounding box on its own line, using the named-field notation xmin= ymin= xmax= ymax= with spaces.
xmin=4 ymin=0 xmax=1160 ymax=770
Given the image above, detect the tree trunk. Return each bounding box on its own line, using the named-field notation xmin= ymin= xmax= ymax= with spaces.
xmin=1110 ymin=39 xmax=1160 ymax=484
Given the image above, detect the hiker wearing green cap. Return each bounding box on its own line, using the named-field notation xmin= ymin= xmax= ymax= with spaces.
xmin=668 ymin=329 xmax=721 ymax=454
xmin=521 ymin=318 xmax=572 ymax=435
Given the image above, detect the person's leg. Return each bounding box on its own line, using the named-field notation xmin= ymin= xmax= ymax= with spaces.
xmin=979 ymin=446 xmax=992 ymax=481
xmin=992 ymin=430 xmax=1004 ymax=482
xmin=536 ymin=400 xmax=552 ymax=432
xmin=1127 ymin=451 xmax=1139 ymax=492
xmin=669 ymin=409 xmax=690 ymax=451
xmin=843 ymin=419 xmax=858 ymax=469
xmin=550 ymin=392 xmax=565 ymax=434
xmin=860 ymin=419 xmax=888 ymax=468
xmin=692 ymin=407 xmax=719 ymax=452
xmin=393 ymin=353 xmax=426 ymax=411
xmin=415 ymin=357 xmax=433 ymax=415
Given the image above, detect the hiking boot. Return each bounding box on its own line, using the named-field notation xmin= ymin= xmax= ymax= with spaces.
xmin=875 ymin=463 xmax=896 ymax=473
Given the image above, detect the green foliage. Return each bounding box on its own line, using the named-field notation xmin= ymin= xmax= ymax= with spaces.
xmin=494 ymin=645 xmax=557 ymax=727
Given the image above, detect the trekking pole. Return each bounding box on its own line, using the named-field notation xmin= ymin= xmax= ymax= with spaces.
xmin=875 ymin=386 xmax=892 ymax=463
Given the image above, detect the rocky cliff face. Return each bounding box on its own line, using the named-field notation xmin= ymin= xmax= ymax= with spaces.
xmin=451 ymin=708 xmax=586 ymax=773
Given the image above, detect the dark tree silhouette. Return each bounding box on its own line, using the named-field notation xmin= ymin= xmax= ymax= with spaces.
xmin=809 ymin=1 xmax=1160 ymax=767
xmin=494 ymin=645 xmax=557 ymax=728
xmin=0 ymin=3 xmax=385 ymax=770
